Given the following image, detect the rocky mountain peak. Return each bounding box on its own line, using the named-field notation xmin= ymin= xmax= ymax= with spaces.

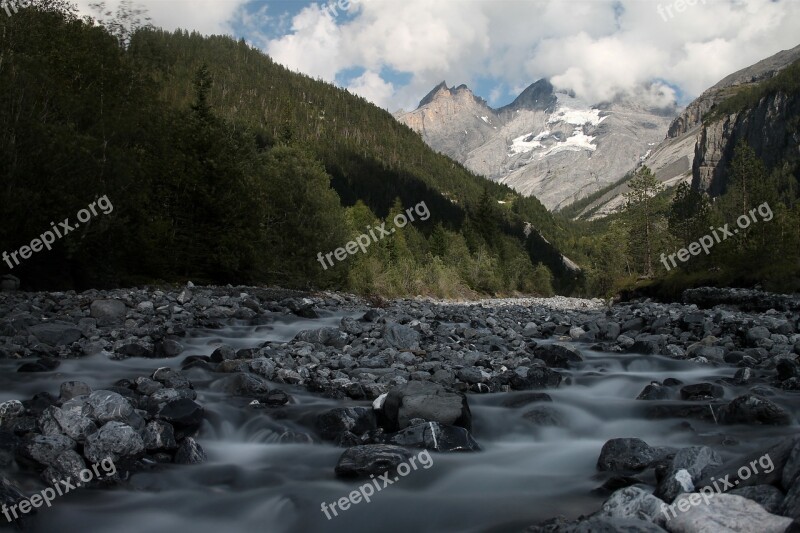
xmin=499 ymin=79 xmax=557 ymax=113
xmin=417 ymin=81 xmax=488 ymax=109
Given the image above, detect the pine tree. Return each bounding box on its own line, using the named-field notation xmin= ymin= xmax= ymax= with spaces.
xmin=623 ymin=166 xmax=666 ymax=277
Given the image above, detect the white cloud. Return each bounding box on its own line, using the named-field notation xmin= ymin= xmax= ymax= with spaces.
xmin=75 ymin=0 xmax=250 ymax=36
xmin=79 ymin=0 xmax=800 ymax=111
xmin=346 ymin=70 xmax=395 ymax=109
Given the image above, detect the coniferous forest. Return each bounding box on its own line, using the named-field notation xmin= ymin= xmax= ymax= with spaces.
xmin=1 ymin=1 xmax=798 ymax=298
xmin=0 ymin=1 xmax=568 ymax=297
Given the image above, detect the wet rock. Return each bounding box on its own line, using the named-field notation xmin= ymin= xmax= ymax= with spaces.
xmin=508 ymin=367 xmax=563 ymax=390
xmin=380 ymin=381 xmax=471 ymax=432
xmin=382 ymin=322 xmax=420 ymax=351
xmin=316 ymin=407 xmax=376 ymax=442
xmin=90 ymin=299 xmax=127 ymax=325
xmin=597 ymin=438 xmax=660 ymax=473
xmin=0 ymin=431 xmax=19 ymax=467
xmin=382 ymin=421 xmax=481 ymax=452
xmin=0 ymin=476 xmax=34 ymax=526
xmin=84 ymin=421 xmax=144 ymax=463
xmin=733 ymin=368 xmax=754 ymax=385
xmin=534 ymin=343 xmax=584 ymax=368
xmin=783 ymin=439 xmax=800 ymax=491
xmin=655 ymin=446 xmax=722 ymax=503
xmin=117 ymin=343 xmax=154 ymax=358
xmin=154 ymin=339 xmax=183 ymax=358
xmin=158 ymin=399 xmax=204 ymax=429
xmin=219 ymin=373 xmax=270 ymax=397
xmin=637 ymin=382 xmax=671 ymax=401
xmin=679 ymin=383 xmax=724 ymax=401
xmin=85 ymin=390 xmax=144 ymax=429
xmin=666 ymin=493 xmax=792 ymax=533
xmin=174 ymin=437 xmax=206 ymax=464
xmin=44 ymin=449 xmax=86 ymax=483
xmin=0 ymin=400 xmax=24 ymax=423
xmin=595 ymin=486 xmax=667 ymax=526
xmin=59 ymin=381 xmax=92 ymax=402
xmin=334 ymin=444 xmax=413 ymax=478
xmin=152 ymin=368 xmax=191 ymax=390
xmin=21 ymin=434 xmax=76 ymax=467
xmin=210 ymin=345 xmax=237 ymax=362
xmin=134 ymin=377 xmax=163 ymax=396
xmin=718 ymin=394 xmax=791 ymax=425
xmin=697 ymin=437 xmax=797 ymax=491
xmin=46 ymin=405 xmax=97 ymax=441
xmin=728 ymin=485 xmax=785 ymax=514
xmin=523 ymin=405 xmax=565 ymax=427
xmin=294 ymin=327 xmax=348 ymax=349
xmin=27 ymin=322 xmax=82 ymax=346
xmin=143 ymin=420 xmax=177 ymax=451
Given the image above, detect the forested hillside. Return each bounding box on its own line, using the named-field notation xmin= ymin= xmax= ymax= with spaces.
xmin=0 ymin=2 xmax=573 ymax=296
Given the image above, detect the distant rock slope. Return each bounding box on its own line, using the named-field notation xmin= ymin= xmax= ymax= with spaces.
xmin=396 ymin=80 xmax=675 ymax=211
xmin=577 ymin=43 xmax=800 ymax=220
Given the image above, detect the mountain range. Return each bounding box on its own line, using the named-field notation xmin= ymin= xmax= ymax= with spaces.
xmin=397 ymin=44 xmax=800 ymax=216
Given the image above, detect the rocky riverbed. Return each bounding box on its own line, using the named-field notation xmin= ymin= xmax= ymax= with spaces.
xmin=0 ymin=285 xmax=799 ymax=532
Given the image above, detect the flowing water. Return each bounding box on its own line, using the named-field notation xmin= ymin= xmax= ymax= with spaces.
xmin=1 ymin=313 xmax=797 ymax=533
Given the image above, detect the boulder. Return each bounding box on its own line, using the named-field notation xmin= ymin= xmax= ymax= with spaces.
xmin=597 ymin=438 xmax=661 ymax=473
xmin=334 ymin=444 xmax=413 ymax=478
xmin=380 ymin=381 xmax=471 ymax=432
xmin=665 ymin=493 xmax=792 ymax=533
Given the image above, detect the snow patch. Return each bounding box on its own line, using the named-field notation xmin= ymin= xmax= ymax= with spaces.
xmin=548 ymin=107 xmax=606 ymax=127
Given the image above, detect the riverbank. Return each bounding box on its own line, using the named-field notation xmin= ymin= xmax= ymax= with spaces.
xmin=0 ymin=284 xmax=798 ymax=532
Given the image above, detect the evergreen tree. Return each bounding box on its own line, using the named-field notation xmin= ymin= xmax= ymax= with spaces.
xmin=623 ymin=166 xmax=666 ymax=277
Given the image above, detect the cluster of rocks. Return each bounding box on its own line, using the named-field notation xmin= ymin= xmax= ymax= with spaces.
xmin=530 ymin=435 xmax=800 ymax=532
xmin=2 ymin=374 xmax=206 ymax=467
xmin=0 ymin=371 xmax=207 ymax=525
xmin=2 ymin=284 xmax=799 ymax=530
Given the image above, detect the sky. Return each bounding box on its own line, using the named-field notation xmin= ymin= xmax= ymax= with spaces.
xmin=75 ymin=0 xmax=800 ymax=112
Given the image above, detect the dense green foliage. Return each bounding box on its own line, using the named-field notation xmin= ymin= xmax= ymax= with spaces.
xmin=706 ymin=59 xmax=800 ymax=123
xmin=568 ymin=145 xmax=800 ymax=298
xmin=0 ymin=2 xmax=565 ymax=296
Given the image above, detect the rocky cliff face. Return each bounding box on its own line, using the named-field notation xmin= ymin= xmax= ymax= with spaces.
xmin=693 ymin=90 xmax=800 ymax=196
xmin=396 ymin=81 xmax=674 ymax=210
xmin=574 ymin=45 xmax=800 ymax=220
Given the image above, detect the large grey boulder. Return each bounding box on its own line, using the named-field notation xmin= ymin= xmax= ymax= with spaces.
xmin=380 ymin=381 xmax=471 ymax=432
xmin=85 ymin=390 xmax=144 ymax=430
xmin=90 ymin=299 xmax=127 ymax=325
xmin=334 ymin=444 xmax=413 ymax=478
xmin=21 ymin=434 xmax=76 ymax=467
xmin=28 ymin=322 xmax=82 ymax=346
xmin=294 ymin=327 xmax=348 ymax=349
xmin=383 ymin=322 xmax=421 ymax=351
xmin=84 ymin=421 xmax=144 ymax=463
xmin=655 ymin=446 xmax=723 ymax=503
xmin=664 ymin=493 xmax=792 ymax=532
xmin=597 ymin=438 xmax=662 ymax=473
xmin=595 ymin=486 xmax=668 ymax=526
xmin=718 ymin=394 xmax=792 ymax=425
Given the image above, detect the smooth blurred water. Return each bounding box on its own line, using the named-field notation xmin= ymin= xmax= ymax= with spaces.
xmin=1 ymin=319 xmax=797 ymax=533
